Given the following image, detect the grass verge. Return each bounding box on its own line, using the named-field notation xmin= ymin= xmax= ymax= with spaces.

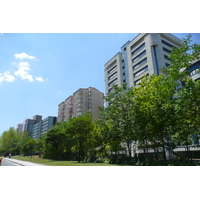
xmin=12 ymin=155 xmax=120 ymax=166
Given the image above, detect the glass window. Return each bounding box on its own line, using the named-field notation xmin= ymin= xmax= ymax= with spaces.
xmin=132 ymin=50 xmax=146 ymax=63
xmin=163 ymin=47 xmax=172 ymax=53
xmin=108 ymin=65 xmax=117 ymax=74
xmin=108 ymin=78 xmax=117 ymax=86
xmin=134 ymin=66 xmax=148 ymax=77
xmin=133 ymin=58 xmax=147 ymax=70
xmin=131 ymin=42 xmax=145 ymax=55
xmin=164 ymin=55 xmax=170 ymax=61
xmin=108 ymin=71 xmax=117 ymax=80
xmin=161 ymin=40 xmax=174 ymax=48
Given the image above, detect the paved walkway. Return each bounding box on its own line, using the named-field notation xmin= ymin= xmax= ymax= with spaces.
xmin=3 ymin=158 xmax=48 ymax=166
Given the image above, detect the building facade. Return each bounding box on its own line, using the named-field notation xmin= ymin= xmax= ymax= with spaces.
xmin=41 ymin=116 xmax=57 ymax=134
xmin=17 ymin=115 xmax=57 ymax=140
xmin=190 ymin=60 xmax=200 ymax=81
xmin=57 ymin=87 xmax=104 ymax=122
xmin=16 ymin=123 xmax=23 ymax=133
xmin=22 ymin=115 xmax=42 ymax=137
xmin=104 ymin=33 xmax=183 ymax=102
xmin=32 ymin=116 xmax=57 ymax=140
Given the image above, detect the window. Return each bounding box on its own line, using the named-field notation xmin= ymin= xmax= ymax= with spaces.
xmin=134 ymin=79 xmax=141 ymax=86
xmin=134 ymin=74 xmax=149 ymax=86
xmin=163 ymin=47 xmax=172 ymax=54
xmin=161 ymin=40 xmax=174 ymax=48
xmin=131 ymin=43 xmax=145 ymax=56
xmin=108 ymin=65 xmax=117 ymax=74
xmin=108 ymin=78 xmax=117 ymax=86
xmin=108 ymin=71 xmax=117 ymax=80
xmin=191 ymin=68 xmax=200 ymax=76
xmin=108 ymin=88 xmax=113 ymax=93
xmin=132 ymin=50 xmax=146 ymax=62
xmin=134 ymin=66 xmax=148 ymax=77
xmin=133 ymin=58 xmax=147 ymax=70
xmin=164 ymin=55 xmax=170 ymax=61
xmin=165 ymin=63 xmax=170 ymax=67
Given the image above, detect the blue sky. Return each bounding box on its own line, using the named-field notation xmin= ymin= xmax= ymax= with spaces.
xmin=0 ymin=33 xmax=200 ymax=135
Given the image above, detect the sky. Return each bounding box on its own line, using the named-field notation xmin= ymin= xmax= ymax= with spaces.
xmin=0 ymin=33 xmax=200 ymax=135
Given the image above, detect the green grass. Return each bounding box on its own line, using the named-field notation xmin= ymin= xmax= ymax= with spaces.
xmin=12 ymin=155 xmax=120 ymax=166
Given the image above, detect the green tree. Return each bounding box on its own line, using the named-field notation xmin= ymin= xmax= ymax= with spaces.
xmin=37 ymin=133 xmax=47 ymax=157
xmin=162 ymin=34 xmax=200 ymax=159
xmin=0 ymin=127 xmax=19 ymax=156
xmin=45 ymin=122 xmax=68 ymax=161
xmin=67 ymin=113 xmax=94 ymax=163
xmin=25 ymin=138 xmax=37 ymax=158
xmin=19 ymin=130 xmax=31 ymax=156
xmin=136 ymin=74 xmax=177 ymax=160
xmin=101 ymin=84 xmax=141 ymax=157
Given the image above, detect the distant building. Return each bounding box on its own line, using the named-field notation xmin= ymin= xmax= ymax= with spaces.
xmin=18 ymin=115 xmax=56 ymax=139
xmin=32 ymin=116 xmax=57 ymax=140
xmin=41 ymin=116 xmax=57 ymax=134
xmin=22 ymin=115 xmax=42 ymax=137
xmin=58 ymin=87 xmax=104 ymax=122
xmin=16 ymin=123 xmax=23 ymax=133
xmin=32 ymin=120 xmax=42 ymax=139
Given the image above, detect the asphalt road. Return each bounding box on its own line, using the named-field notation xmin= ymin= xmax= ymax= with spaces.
xmin=1 ymin=158 xmax=20 ymax=166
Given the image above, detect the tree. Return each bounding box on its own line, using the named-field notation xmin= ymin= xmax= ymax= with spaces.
xmin=101 ymin=84 xmax=141 ymax=157
xmin=37 ymin=133 xmax=47 ymax=157
xmin=19 ymin=130 xmax=32 ymax=156
xmin=0 ymin=127 xmax=19 ymax=156
xmin=135 ymin=74 xmax=177 ymax=160
xmin=67 ymin=113 xmax=94 ymax=163
xmin=162 ymin=34 xmax=200 ymax=159
xmin=25 ymin=138 xmax=37 ymax=158
xmin=45 ymin=122 xmax=68 ymax=161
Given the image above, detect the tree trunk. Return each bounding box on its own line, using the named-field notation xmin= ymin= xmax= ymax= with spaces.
xmin=127 ymin=141 xmax=132 ymax=157
xmin=153 ymin=140 xmax=158 ymax=160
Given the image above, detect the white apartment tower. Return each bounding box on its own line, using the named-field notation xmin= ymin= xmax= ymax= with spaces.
xmin=58 ymin=87 xmax=104 ymax=122
xmin=104 ymin=33 xmax=182 ymax=99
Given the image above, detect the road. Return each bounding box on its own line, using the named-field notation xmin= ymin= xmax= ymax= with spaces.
xmin=1 ymin=158 xmax=21 ymax=166
xmin=1 ymin=159 xmax=20 ymax=166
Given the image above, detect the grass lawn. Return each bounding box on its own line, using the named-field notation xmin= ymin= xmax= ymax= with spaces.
xmin=12 ymin=155 xmax=120 ymax=166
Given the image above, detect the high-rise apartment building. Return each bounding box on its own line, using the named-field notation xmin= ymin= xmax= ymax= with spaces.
xmin=58 ymin=87 xmax=104 ymax=122
xmin=104 ymin=33 xmax=183 ymax=100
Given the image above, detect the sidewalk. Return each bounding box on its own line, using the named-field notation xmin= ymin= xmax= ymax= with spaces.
xmin=4 ymin=158 xmax=48 ymax=166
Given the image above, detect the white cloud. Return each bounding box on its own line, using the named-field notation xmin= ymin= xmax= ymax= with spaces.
xmin=35 ymin=77 xmax=44 ymax=82
xmin=0 ymin=71 xmax=16 ymax=85
xmin=14 ymin=62 xmax=34 ymax=82
xmin=3 ymin=71 xmax=16 ymax=82
xmin=14 ymin=52 xmax=37 ymax=60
